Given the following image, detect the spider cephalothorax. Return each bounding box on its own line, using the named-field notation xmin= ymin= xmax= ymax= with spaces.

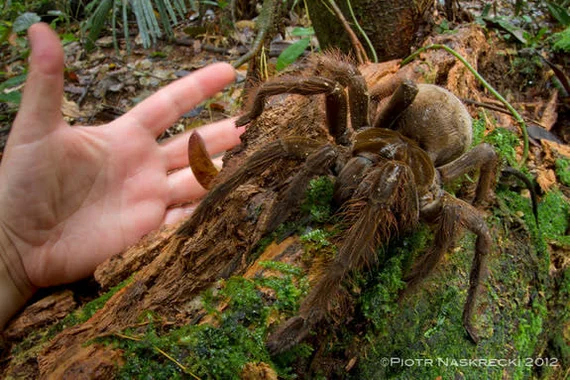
xmin=186 ymin=54 xmax=498 ymax=354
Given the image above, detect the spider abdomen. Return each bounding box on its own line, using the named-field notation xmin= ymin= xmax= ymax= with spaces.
xmin=394 ymin=84 xmax=472 ymax=167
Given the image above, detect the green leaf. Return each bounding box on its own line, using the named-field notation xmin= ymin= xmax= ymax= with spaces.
xmin=0 ymin=91 xmax=21 ymax=104
xmin=484 ymin=16 xmax=527 ymax=44
xmin=291 ymin=26 xmax=314 ymax=36
xmin=0 ymin=74 xmax=26 ymax=90
xmin=547 ymin=1 xmax=570 ymax=26
xmin=0 ymin=74 xmax=25 ymax=105
xmin=276 ymin=38 xmax=310 ymax=71
xmin=481 ymin=3 xmax=491 ymax=18
xmin=61 ymin=33 xmax=78 ymax=44
xmin=12 ymin=12 xmax=41 ymax=33
xmin=83 ymin=0 xmax=113 ymax=51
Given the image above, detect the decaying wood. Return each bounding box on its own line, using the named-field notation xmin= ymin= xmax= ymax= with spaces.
xmin=3 ymin=25 xmax=508 ymax=378
xmin=4 ymin=290 xmax=76 ymax=341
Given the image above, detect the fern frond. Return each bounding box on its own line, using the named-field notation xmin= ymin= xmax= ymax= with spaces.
xmin=84 ymin=0 xmax=114 ymax=51
xmin=155 ymin=0 xmax=175 ymax=38
xmin=131 ymin=0 xmax=151 ymax=47
xmin=122 ymin=0 xmax=131 ymax=54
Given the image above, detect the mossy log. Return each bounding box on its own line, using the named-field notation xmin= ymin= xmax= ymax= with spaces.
xmin=1 ymin=26 xmax=569 ymax=379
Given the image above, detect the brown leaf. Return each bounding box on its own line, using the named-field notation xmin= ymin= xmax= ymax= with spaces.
xmin=61 ymin=97 xmax=89 ymax=118
xmin=540 ymin=91 xmax=558 ymax=131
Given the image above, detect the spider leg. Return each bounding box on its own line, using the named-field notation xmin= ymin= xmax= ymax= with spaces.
xmin=236 ymin=77 xmax=351 ymax=145
xmin=372 ymin=79 xmax=418 ymax=129
xmin=314 ymin=54 xmax=370 ymax=131
xmin=263 ymin=144 xmax=340 ymax=234
xmin=188 ymin=131 xmax=220 ymax=190
xmin=177 ymin=137 xmax=323 ymax=236
xmin=404 ymin=193 xmax=491 ymax=343
xmin=267 ymin=161 xmax=419 ymax=355
xmin=333 ymin=153 xmax=376 ymax=205
xmin=437 ymin=143 xmax=498 ymax=206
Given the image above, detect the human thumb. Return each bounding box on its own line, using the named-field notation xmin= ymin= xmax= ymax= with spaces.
xmin=12 ymin=23 xmax=65 ymax=142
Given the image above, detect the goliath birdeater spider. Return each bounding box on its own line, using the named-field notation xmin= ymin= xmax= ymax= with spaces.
xmin=186 ymin=54 xmax=498 ymax=354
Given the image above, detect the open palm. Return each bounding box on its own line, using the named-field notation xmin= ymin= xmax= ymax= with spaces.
xmin=0 ymin=23 xmax=242 ymax=289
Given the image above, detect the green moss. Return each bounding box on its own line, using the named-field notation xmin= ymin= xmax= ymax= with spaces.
xmin=471 ymin=116 xmax=487 ymax=147
xmin=9 ymin=329 xmax=51 ymax=370
xmin=360 ymin=255 xmax=407 ymax=332
xmin=549 ymin=266 xmax=570 ymax=368
xmin=538 ymin=188 xmax=570 ymax=246
xmin=257 ymin=261 xmax=309 ymax=313
xmin=104 ymin=263 xmax=308 ymax=379
xmin=555 ymin=158 xmax=570 ymax=186
xmin=301 ymin=176 xmax=335 ymax=223
xmin=485 ymin=127 xmax=520 ymax=167
xmin=511 ymin=55 xmax=544 ymax=79
xmin=360 ymin=226 xmax=430 ymax=334
xmin=80 ymin=277 xmax=134 ymax=321
xmin=299 ymin=228 xmax=336 ymax=260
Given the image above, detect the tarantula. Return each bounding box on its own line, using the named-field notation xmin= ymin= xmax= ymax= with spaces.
xmin=185 ymin=55 xmax=498 ymax=354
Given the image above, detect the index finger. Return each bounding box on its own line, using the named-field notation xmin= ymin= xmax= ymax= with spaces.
xmin=124 ymin=62 xmax=236 ymax=137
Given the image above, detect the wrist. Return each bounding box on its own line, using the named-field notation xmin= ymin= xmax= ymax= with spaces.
xmin=0 ymin=225 xmax=35 ymax=330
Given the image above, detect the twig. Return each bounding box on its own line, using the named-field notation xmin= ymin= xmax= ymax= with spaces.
xmin=326 ymin=0 xmax=368 ymax=65
xmin=345 ymin=0 xmax=377 ymax=62
xmin=401 ymin=44 xmax=530 ymax=166
xmin=461 ymin=98 xmax=547 ymax=128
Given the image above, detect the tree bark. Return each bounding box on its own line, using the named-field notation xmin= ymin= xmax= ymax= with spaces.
xmin=306 ymin=0 xmax=432 ymax=62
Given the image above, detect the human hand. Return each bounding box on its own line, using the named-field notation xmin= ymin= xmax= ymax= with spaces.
xmin=0 ymin=23 xmax=243 ymax=326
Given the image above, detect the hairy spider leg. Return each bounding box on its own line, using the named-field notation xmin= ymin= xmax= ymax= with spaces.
xmin=404 ymin=193 xmax=491 ymax=343
xmin=373 ymin=79 xmax=419 ymax=129
xmin=236 ymin=77 xmax=351 ymax=145
xmin=437 ymin=143 xmax=498 ymax=206
xmin=188 ymin=131 xmax=220 ymax=190
xmin=267 ymin=161 xmax=419 ymax=355
xmin=313 ymin=54 xmax=370 ymax=131
xmin=262 ymin=144 xmax=340 ymax=234
xmin=177 ymin=137 xmax=324 ymax=236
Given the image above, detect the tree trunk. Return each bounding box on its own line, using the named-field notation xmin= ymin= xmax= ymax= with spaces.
xmin=306 ymin=0 xmax=432 ymax=62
